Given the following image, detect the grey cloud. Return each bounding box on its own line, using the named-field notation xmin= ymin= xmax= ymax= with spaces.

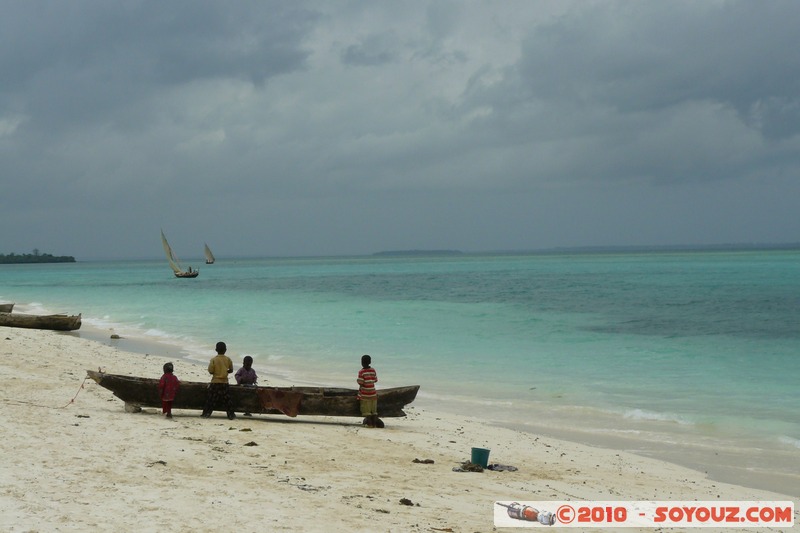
xmin=511 ymin=1 xmax=800 ymax=137
xmin=342 ymin=33 xmax=400 ymax=66
xmin=446 ymin=1 xmax=800 ymax=190
xmin=1 ymin=1 xmax=316 ymax=134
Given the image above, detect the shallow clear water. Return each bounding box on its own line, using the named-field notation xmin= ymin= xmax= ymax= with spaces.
xmin=2 ymin=250 xmax=799 ymax=489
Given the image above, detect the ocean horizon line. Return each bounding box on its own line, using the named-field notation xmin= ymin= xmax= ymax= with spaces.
xmin=23 ymin=240 xmax=800 ymax=263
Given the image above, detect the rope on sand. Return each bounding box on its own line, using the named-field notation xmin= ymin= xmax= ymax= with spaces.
xmin=60 ymin=376 xmax=89 ymax=408
xmin=1 ymin=376 xmax=89 ymax=409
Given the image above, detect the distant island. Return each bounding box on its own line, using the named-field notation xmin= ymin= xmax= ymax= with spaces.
xmin=372 ymin=243 xmax=800 ymax=258
xmin=373 ymin=250 xmax=463 ymax=257
xmin=534 ymin=242 xmax=800 ymax=254
xmin=0 ymin=250 xmax=76 ymax=264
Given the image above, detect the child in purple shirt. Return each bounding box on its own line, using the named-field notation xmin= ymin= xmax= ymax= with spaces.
xmin=235 ymin=356 xmax=258 ymax=416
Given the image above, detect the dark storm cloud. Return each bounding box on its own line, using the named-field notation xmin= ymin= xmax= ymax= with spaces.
xmin=0 ymin=1 xmax=315 ymax=132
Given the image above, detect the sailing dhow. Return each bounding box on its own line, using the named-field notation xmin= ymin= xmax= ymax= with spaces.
xmin=160 ymin=230 xmax=199 ymax=278
xmin=204 ymin=243 xmax=215 ymax=264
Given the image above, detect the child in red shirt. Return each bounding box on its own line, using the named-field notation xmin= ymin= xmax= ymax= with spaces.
xmin=357 ymin=354 xmax=379 ymax=428
xmin=158 ymin=362 xmax=180 ymax=419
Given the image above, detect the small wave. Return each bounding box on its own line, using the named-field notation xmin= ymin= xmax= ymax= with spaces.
xmin=474 ymin=399 xmax=514 ymax=407
xmin=623 ymin=408 xmax=692 ymax=425
xmin=597 ymin=428 xmax=643 ymax=435
xmin=83 ymin=316 xmax=125 ymax=330
xmin=778 ymin=436 xmax=800 ymax=449
xmin=22 ymin=302 xmax=50 ymax=314
xmin=143 ymin=328 xmax=178 ymax=339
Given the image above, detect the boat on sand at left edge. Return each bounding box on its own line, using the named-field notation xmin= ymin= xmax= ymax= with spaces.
xmin=0 ymin=312 xmax=81 ymax=331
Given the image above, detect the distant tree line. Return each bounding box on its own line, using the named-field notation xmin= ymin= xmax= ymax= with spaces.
xmin=0 ymin=249 xmax=76 ymax=264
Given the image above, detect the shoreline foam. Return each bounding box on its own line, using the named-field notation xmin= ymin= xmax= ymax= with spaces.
xmin=1 ymin=326 xmax=796 ymax=532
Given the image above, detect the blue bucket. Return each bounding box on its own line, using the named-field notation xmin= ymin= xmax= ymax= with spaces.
xmin=471 ymin=447 xmax=491 ymax=468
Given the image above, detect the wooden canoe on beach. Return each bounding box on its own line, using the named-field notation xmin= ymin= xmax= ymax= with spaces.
xmin=0 ymin=312 xmax=81 ymax=331
xmin=0 ymin=303 xmax=14 ymax=313
xmin=86 ymin=371 xmax=419 ymax=418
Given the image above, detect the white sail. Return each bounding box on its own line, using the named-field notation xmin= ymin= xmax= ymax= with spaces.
xmin=161 ymin=230 xmax=183 ymax=274
xmin=204 ymin=243 xmax=215 ymax=264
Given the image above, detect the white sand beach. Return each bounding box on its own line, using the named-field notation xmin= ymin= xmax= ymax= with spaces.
xmin=0 ymin=327 xmax=795 ymax=532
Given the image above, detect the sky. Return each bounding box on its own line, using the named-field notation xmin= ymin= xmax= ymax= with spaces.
xmin=2 ymin=0 xmax=799 ymax=260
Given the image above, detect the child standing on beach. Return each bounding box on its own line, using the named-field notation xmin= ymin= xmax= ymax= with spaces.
xmin=357 ymin=354 xmax=379 ymax=428
xmin=202 ymin=341 xmax=236 ymax=420
xmin=235 ymin=355 xmax=258 ymax=416
xmin=158 ymin=362 xmax=180 ymax=419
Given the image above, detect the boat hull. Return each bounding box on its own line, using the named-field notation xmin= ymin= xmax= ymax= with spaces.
xmin=87 ymin=371 xmax=419 ymax=418
xmin=0 ymin=312 xmax=81 ymax=331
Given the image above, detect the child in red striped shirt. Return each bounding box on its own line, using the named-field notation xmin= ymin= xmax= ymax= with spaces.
xmin=357 ymin=354 xmax=379 ymax=428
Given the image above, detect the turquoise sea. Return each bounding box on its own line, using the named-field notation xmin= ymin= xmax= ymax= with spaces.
xmin=2 ymin=250 xmax=798 ymax=494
